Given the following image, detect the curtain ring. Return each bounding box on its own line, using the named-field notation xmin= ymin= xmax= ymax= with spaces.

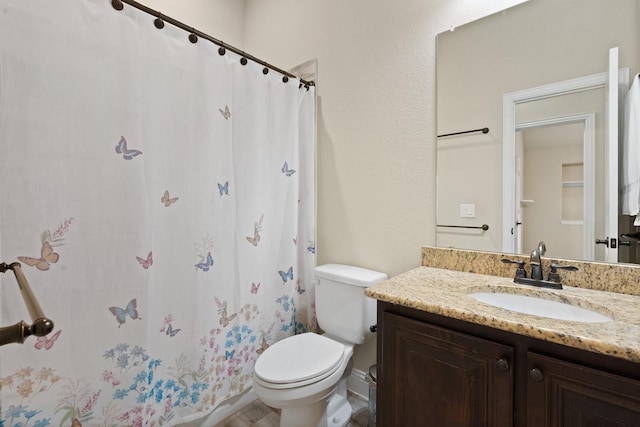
xmin=218 ymin=44 xmax=226 ymax=55
xmin=282 ymin=76 xmax=289 ymax=83
xmin=189 ymin=28 xmax=198 ymax=43
xmin=262 ymin=67 xmax=269 ymax=75
xmin=154 ymin=13 xmax=165 ymax=29
xmin=240 ymin=57 xmax=248 ymax=66
xmin=111 ymin=0 xmax=124 ymax=11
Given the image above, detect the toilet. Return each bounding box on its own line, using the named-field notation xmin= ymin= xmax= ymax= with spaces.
xmin=252 ymin=264 xmax=387 ymax=427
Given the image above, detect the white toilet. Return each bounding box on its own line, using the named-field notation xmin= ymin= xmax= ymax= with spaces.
xmin=252 ymin=264 xmax=387 ymax=427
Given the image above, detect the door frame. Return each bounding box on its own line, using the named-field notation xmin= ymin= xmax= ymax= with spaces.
xmin=515 ymin=113 xmax=595 ymax=259
xmin=502 ymin=69 xmax=629 ymax=256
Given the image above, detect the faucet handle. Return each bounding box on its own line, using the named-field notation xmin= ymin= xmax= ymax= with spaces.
xmin=547 ymin=263 xmax=578 ymax=283
xmin=501 ymin=258 xmax=527 ymax=278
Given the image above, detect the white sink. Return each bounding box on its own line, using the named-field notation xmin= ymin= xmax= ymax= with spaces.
xmin=468 ymin=292 xmax=613 ymax=323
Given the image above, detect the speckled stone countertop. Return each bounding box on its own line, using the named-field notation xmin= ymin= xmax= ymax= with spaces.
xmin=365 ymin=247 xmax=640 ymax=363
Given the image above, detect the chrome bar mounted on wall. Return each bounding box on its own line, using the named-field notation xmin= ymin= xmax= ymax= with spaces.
xmin=110 ymin=0 xmax=315 ymax=88
xmin=0 ymin=262 xmax=54 ymax=347
xmin=437 ymin=127 xmax=489 ymax=138
xmin=436 ymin=224 xmax=489 ymax=231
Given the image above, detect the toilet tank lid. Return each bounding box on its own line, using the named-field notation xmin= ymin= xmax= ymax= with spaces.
xmin=315 ymin=264 xmax=388 ymax=287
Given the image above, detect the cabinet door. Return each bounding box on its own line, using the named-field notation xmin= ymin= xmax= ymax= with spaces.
xmin=379 ymin=312 xmax=514 ymax=427
xmin=527 ymin=352 xmax=640 ymax=426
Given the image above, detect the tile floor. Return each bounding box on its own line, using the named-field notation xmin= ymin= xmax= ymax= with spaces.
xmin=215 ymin=393 xmax=370 ymax=427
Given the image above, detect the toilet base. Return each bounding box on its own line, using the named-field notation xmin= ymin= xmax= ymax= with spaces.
xmin=324 ymin=367 xmax=352 ymax=427
xmin=277 ymin=360 xmax=353 ymax=427
xmin=280 ymin=399 xmax=325 ymax=427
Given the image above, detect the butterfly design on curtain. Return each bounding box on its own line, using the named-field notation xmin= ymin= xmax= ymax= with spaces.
xmin=108 ymin=298 xmax=141 ymax=327
xmin=115 ymin=136 xmax=142 ymax=160
xmin=246 ymin=214 xmax=263 ymax=246
xmin=281 ymin=161 xmax=296 ymax=176
xmin=34 ymin=329 xmax=62 ymax=350
xmin=165 ymin=323 xmax=181 ymax=337
xmin=161 ymin=190 xmax=179 ymax=206
xmin=215 ymin=297 xmax=238 ymax=327
xmin=195 ymin=251 xmax=214 ymax=271
xmin=256 ymin=336 xmax=270 ymax=355
xmin=250 ymin=282 xmax=261 ymax=294
xmin=18 ymin=240 xmax=60 ymax=271
xmin=219 ymin=305 xmax=237 ymax=327
xmin=278 ymin=266 xmax=293 ymax=284
xmin=219 ymin=105 xmax=231 ymax=120
xmin=160 ymin=314 xmax=181 ymax=337
xmin=217 ymin=181 xmax=229 ymax=196
xmin=136 ymin=251 xmax=153 ymax=269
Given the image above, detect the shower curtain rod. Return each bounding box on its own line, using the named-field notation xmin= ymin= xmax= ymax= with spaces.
xmin=111 ymin=0 xmax=315 ymax=88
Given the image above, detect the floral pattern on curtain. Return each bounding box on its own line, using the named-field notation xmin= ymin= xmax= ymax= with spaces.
xmin=0 ymin=1 xmax=316 ymax=426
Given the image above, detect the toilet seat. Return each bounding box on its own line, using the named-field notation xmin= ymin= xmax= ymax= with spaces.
xmin=254 ymin=333 xmax=346 ymax=389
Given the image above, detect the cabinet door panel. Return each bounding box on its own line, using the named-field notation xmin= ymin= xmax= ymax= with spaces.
xmin=527 ymin=352 xmax=640 ymax=426
xmin=380 ymin=312 xmax=514 ymax=427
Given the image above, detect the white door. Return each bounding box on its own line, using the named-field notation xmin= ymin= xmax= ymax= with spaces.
xmin=603 ymin=47 xmax=619 ymax=262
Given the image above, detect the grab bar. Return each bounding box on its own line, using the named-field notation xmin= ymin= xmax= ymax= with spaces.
xmin=0 ymin=262 xmax=54 ymax=347
xmin=437 ymin=224 xmax=489 ymax=231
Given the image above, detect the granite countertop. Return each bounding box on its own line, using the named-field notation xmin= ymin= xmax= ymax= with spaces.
xmin=365 ymin=266 xmax=640 ymax=363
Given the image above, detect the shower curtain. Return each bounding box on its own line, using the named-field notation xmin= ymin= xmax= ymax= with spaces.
xmin=0 ymin=1 xmax=316 ymax=425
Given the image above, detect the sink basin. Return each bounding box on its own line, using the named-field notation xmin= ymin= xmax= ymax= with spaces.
xmin=468 ymin=292 xmax=613 ymax=323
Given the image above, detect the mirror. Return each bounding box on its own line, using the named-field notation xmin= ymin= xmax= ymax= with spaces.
xmin=436 ymin=0 xmax=639 ymax=263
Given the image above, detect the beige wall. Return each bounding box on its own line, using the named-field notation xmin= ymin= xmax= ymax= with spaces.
xmin=521 ymin=124 xmax=584 ymax=260
xmin=130 ymin=0 xmax=528 ymax=374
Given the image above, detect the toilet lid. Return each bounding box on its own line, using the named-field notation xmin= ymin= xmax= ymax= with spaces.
xmin=254 ymin=333 xmax=345 ymax=385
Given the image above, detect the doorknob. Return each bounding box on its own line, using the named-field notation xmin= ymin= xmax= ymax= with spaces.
xmin=595 ymin=237 xmax=617 ymax=248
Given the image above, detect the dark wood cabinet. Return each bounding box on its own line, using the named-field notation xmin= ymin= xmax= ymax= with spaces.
xmin=527 ymin=352 xmax=640 ymax=426
xmin=380 ymin=311 xmax=513 ymax=427
xmin=377 ymin=302 xmax=640 ymax=427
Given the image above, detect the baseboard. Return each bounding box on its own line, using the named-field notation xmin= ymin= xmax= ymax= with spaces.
xmin=347 ymin=367 xmax=370 ymax=401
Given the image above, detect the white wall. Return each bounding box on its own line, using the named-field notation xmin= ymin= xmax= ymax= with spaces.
xmin=128 ymin=0 xmax=527 ymax=376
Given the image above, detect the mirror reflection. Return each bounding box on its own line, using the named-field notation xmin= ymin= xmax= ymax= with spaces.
xmin=436 ymin=0 xmax=639 ymax=263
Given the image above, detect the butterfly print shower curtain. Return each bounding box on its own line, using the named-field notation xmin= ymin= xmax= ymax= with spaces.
xmin=0 ymin=1 xmax=316 ymax=425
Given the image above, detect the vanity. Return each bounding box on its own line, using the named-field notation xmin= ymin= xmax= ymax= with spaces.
xmin=365 ymin=247 xmax=640 ymax=427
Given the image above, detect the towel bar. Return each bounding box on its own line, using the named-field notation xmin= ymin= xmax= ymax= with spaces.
xmin=0 ymin=262 xmax=54 ymax=346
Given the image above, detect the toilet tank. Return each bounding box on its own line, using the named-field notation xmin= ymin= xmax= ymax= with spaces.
xmin=314 ymin=264 xmax=387 ymax=344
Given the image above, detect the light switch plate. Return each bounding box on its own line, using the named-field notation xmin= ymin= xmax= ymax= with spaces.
xmin=459 ymin=203 xmax=476 ymax=218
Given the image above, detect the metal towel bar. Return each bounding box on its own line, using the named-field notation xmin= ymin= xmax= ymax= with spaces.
xmin=437 ymin=127 xmax=489 ymax=138
xmin=0 ymin=262 xmax=54 ymax=347
xmin=436 ymin=224 xmax=489 ymax=231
